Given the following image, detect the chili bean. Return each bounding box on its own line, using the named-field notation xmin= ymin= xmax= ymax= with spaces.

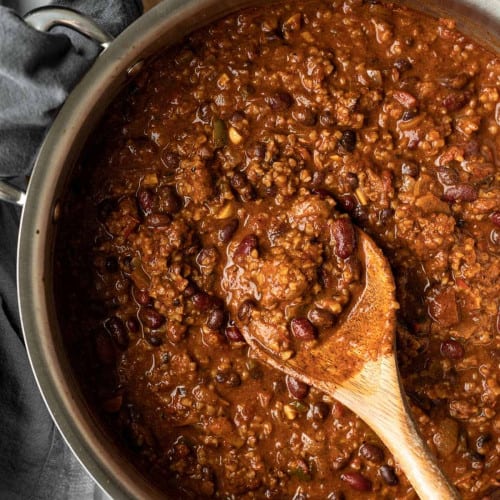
xmin=290 ymin=318 xmax=316 ymax=340
xmin=105 ymin=316 xmax=129 ymax=350
xmin=161 ymin=149 xmax=180 ymax=172
xmin=308 ymin=308 xmax=335 ymax=328
xmin=219 ymin=219 xmax=239 ymax=243
xmin=286 ymin=375 xmax=309 ymax=399
xmin=442 ymin=92 xmax=469 ymax=112
xmin=440 ymin=339 xmax=465 ymax=359
xmin=340 ymin=471 xmax=372 ymax=492
xmin=337 ymin=193 xmax=358 ymax=214
xmin=345 ymin=172 xmax=359 ymax=189
xmin=191 ymin=292 xmax=212 ymax=311
xmin=311 ymin=402 xmax=330 ymax=421
xmin=266 ymin=90 xmax=293 ymax=110
xmin=206 ymin=308 xmax=225 ymax=330
xmin=380 ymin=465 xmax=399 ymax=485
xmin=442 ymin=184 xmax=478 ymax=203
xmin=137 ymin=188 xmax=155 ymax=215
xmin=133 ymin=286 xmax=151 ymax=306
xmin=490 ymin=211 xmax=500 ymax=227
xmin=225 ymin=325 xmax=245 ymax=343
xmin=237 ymin=299 xmax=255 ymax=321
xmin=401 ymin=161 xmax=419 ymax=177
xmin=144 ymin=213 xmax=172 ymax=228
xmin=490 ymin=228 xmax=500 ymax=246
xmin=394 ymin=58 xmax=412 ymax=72
xmin=234 ymin=234 xmax=258 ymax=259
xmin=330 ymin=218 xmax=356 ymax=259
xmin=183 ymin=282 xmax=197 ymax=298
xmin=339 ymin=130 xmax=356 ymax=152
xmin=359 ymin=443 xmax=384 ymax=463
xmin=139 ymin=306 xmax=166 ymax=329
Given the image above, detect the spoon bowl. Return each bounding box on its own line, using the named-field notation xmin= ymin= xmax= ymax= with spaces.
xmin=240 ymin=228 xmax=459 ymax=500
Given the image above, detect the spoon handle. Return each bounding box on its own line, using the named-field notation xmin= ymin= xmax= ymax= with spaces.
xmin=335 ymin=355 xmax=460 ymax=500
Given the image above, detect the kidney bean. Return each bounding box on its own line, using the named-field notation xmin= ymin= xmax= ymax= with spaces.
xmin=442 ymin=91 xmax=469 ymax=111
xmin=440 ymin=338 xmax=465 ymax=359
xmin=401 ymin=161 xmax=419 ymax=177
xmin=137 ymin=188 xmax=155 ymax=215
xmin=286 ymin=375 xmax=309 ymax=399
xmin=490 ymin=211 xmax=500 ymax=227
xmin=394 ymin=58 xmax=412 ymax=72
xmin=104 ymin=316 xmax=129 ymax=350
xmin=237 ymin=299 xmax=255 ymax=322
xmin=439 ymin=72 xmax=469 ymax=89
xmin=339 ymin=130 xmax=356 ymax=152
xmin=234 ymin=234 xmax=258 ymax=260
xmin=330 ymin=218 xmax=356 ymax=259
xmin=380 ymin=465 xmax=399 ymax=485
xmin=144 ymin=213 xmax=172 ymax=228
xmin=308 ymin=308 xmax=335 ymax=328
xmin=133 ymin=286 xmax=151 ymax=306
xmin=442 ymin=184 xmax=478 ymax=203
xmin=219 ymin=219 xmax=239 ymax=243
xmin=225 ymin=325 xmax=245 ymax=343
xmin=266 ymin=90 xmax=293 ymax=110
xmin=191 ymin=291 xmax=212 ymax=311
xmin=95 ymin=332 xmax=115 ymax=365
xmin=161 ymin=149 xmax=180 ymax=172
xmin=340 ymin=471 xmax=372 ymax=492
xmin=359 ymin=443 xmax=384 ymax=463
xmin=206 ymin=308 xmax=225 ymax=330
xmin=311 ymin=402 xmax=330 ymax=421
xmin=393 ymin=90 xmax=417 ymax=108
xmin=490 ymin=228 xmax=500 ymax=246
xmin=290 ymin=318 xmax=316 ymax=341
xmin=231 ymin=172 xmax=255 ymax=201
xmin=126 ymin=317 xmax=140 ymax=333
xmin=337 ymin=194 xmax=358 ymax=214
xmin=139 ymin=306 xmax=166 ymax=329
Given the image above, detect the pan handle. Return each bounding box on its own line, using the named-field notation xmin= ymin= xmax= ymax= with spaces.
xmin=0 ymin=7 xmax=115 ymax=206
xmin=24 ymin=6 xmax=114 ymax=50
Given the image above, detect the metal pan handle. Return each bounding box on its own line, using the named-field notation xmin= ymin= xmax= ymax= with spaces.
xmin=0 ymin=7 xmax=114 ymax=206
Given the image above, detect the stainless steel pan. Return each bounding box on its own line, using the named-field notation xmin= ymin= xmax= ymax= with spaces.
xmin=1 ymin=0 xmax=498 ymax=498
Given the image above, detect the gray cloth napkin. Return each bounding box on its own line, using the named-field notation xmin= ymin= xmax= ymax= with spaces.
xmin=0 ymin=1 xmax=141 ymax=498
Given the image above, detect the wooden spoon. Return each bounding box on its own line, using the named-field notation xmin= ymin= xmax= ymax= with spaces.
xmin=238 ymin=228 xmax=459 ymax=500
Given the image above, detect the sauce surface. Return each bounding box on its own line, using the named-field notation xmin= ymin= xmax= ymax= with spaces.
xmin=56 ymin=0 xmax=500 ymax=498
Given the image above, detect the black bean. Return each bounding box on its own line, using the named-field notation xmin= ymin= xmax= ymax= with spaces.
xmin=266 ymin=90 xmax=293 ymax=110
xmin=139 ymin=306 xmax=166 ymax=329
xmin=311 ymin=402 xmax=330 ymax=421
xmin=105 ymin=256 xmax=119 ymax=273
xmin=215 ymin=371 xmax=227 ymax=383
xmin=104 ymin=316 xmax=129 ymax=350
xmin=286 ymin=375 xmax=309 ymax=399
xmin=290 ymin=318 xmax=316 ymax=340
xmin=206 ymin=308 xmax=225 ymax=330
xmin=234 ymin=234 xmax=258 ymax=260
xmin=219 ymin=219 xmax=239 ymax=243
xmin=440 ymin=339 xmax=465 ymax=359
xmin=401 ymin=161 xmax=419 ymax=177
xmin=330 ymin=218 xmax=357 ymax=259
xmin=137 ymin=188 xmax=155 ymax=215
xmin=442 ymin=184 xmax=478 ymax=203
xmin=380 ymin=465 xmax=399 ymax=485
xmin=394 ymin=58 xmax=412 ymax=72
xmin=237 ymin=299 xmax=255 ymax=322
xmin=340 ymin=471 xmax=372 ymax=492
xmin=161 ymin=149 xmax=180 ymax=172
xmin=308 ymin=308 xmax=335 ymax=328
xmin=359 ymin=443 xmax=384 ymax=463
xmin=225 ymin=325 xmax=245 ymax=343
xmin=148 ymin=335 xmax=163 ymax=346
xmin=339 ymin=130 xmax=356 ymax=152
